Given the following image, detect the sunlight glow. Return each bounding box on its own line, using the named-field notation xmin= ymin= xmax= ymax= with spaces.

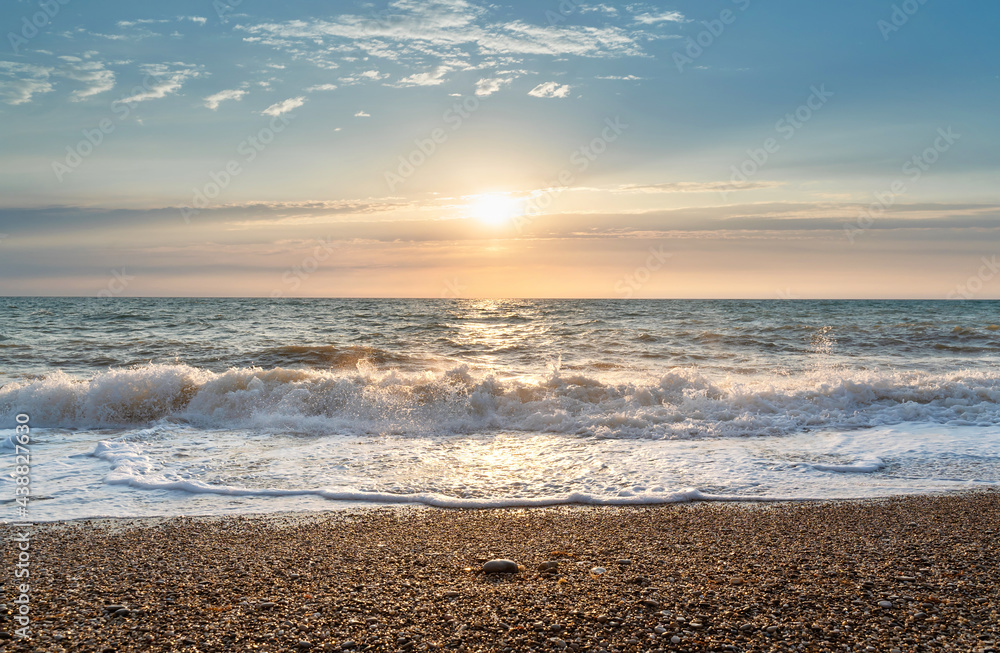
xmin=466 ymin=193 xmax=523 ymax=226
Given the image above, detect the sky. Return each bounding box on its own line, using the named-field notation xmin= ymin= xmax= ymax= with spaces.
xmin=0 ymin=0 xmax=997 ymax=298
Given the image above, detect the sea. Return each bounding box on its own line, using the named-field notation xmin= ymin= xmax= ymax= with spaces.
xmin=2 ymin=298 xmax=1000 ymax=521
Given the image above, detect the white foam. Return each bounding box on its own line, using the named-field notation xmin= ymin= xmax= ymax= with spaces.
xmin=810 ymin=458 xmax=886 ymax=473
xmin=4 ymin=363 xmax=1000 ymax=440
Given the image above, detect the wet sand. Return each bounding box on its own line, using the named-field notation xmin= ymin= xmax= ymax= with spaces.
xmin=2 ymin=492 xmax=998 ymax=652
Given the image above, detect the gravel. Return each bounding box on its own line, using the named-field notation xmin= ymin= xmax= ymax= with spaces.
xmin=1 ymin=492 xmax=998 ymax=651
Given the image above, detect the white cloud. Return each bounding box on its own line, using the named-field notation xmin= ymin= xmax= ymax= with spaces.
xmin=262 ymin=96 xmax=306 ymax=116
xmin=474 ymin=76 xmax=513 ymax=96
xmin=237 ymin=3 xmax=647 ymax=76
xmin=306 ymin=83 xmax=338 ymax=92
xmin=596 ymin=74 xmax=645 ymax=81
xmin=118 ymin=63 xmax=201 ymax=104
xmin=56 ymin=57 xmax=116 ymax=101
xmin=338 ymin=70 xmax=388 ymax=86
xmin=182 ymin=16 xmax=208 ymax=25
xmin=204 ymin=88 xmax=248 ymax=110
xmin=393 ymin=66 xmax=450 ymax=87
xmin=354 ymin=110 xmax=370 ymax=117
xmin=581 ymin=4 xmax=619 ymax=15
xmin=0 ymin=62 xmax=54 ymax=105
xmin=528 ymin=81 xmax=571 ymax=99
xmin=630 ymin=9 xmax=687 ymax=25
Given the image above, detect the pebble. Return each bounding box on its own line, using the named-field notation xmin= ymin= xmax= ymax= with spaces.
xmin=616 ymin=559 xmax=632 ymax=565
xmin=671 ymin=636 xmax=681 ymax=644
xmin=590 ymin=566 xmax=607 ymax=577
xmin=482 ymin=559 xmax=520 ymax=574
xmin=538 ymin=561 xmax=559 ymax=573
xmin=878 ymin=601 xmax=893 ymax=609
xmin=548 ymin=637 xmax=567 ymax=649
xmin=765 ymin=625 xmax=779 ymax=633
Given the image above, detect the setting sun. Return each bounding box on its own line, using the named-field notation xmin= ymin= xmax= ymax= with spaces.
xmin=467 ymin=193 xmax=523 ymax=226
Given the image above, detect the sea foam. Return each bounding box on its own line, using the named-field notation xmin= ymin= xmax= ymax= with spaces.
xmin=4 ymin=362 xmax=1000 ymax=439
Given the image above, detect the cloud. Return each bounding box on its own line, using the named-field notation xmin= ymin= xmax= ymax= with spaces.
xmin=354 ymin=110 xmax=370 ymax=117
xmin=56 ymin=56 xmax=116 ymax=101
xmin=474 ymin=76 xmax=513 ymax=96
xmin=305 ymin=83 xmax=338 ymax=92
xmin=0 ymin=62 xmax=54 ymax=105
xmin=118 ymin=63 xmax=201 ymax=104
xmin=596 ymin=74 xmax=645 ymax=81
xmin=528 ymin=81 xmax=571 ymax=99
xmin=338 ymin=70 xmax=388 ymax=86
xmin=617 ymin=181 xmax=784 ymax=194
xmin=629 ymin=7 xmax=688 ymax=25
xmin=182 ymin=16 xmax=208 ymax=25
xmin=204 ymin=88 xmax=248 ymax=110
xmin=394 ymin=66 xmax=450 ymax=87
xmin=236 ymin=2 xmax=648 ymax=79
xmin=262 ymin=96 xmax=306 ymax=116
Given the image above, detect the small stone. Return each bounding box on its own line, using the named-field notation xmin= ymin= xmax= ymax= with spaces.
xmin=442 ymin=591 xmax=460 ymax=598
xmin=590 ymin=567 xmax=607 ymax=577
xmin=878 ymin=601 xmax=893 ymax=609
xmin=616 ymin=559 xmax=632 ymax=566
xmin=739 ymin=624 xmax=754 ymax=631
xmin=654 ymin=627 xmax=666 ymax=634
xmin=340 ymin=642 xmax=357 ymax=650
xmin=765 ymin=625 xmax=779 ymax=633
xmin=482 ymin=559 xmax=520 ymax=574
xmin=538 ymin=561 xmax=559 ymax=573
xmin=640 ymin=599 xmax=660 ymax=608
xmin=297 ymin=642 xmax=312 ymax=649
xmin=671 ymin=636 xmax=681 ymax=644
xmin=548 ymin=637 xmax=567 ymax=649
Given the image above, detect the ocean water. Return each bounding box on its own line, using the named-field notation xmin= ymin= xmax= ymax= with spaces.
xmin=2 ymin=298 xmax=1000 ymax=520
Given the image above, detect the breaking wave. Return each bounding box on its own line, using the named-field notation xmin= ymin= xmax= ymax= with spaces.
xmin=4 ymin=362 xmax=1000 ymax=438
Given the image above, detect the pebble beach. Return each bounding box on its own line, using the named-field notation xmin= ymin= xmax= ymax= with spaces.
xmin=3 ymin=492 xmax=999 ymax=652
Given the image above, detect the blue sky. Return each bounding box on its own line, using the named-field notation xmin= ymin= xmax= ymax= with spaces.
xmin=0 ymin=0 xmax=998 ymax=297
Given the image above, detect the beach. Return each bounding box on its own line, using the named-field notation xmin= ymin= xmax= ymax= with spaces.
xmin=4 ymin=492 xmax=998 ymax=651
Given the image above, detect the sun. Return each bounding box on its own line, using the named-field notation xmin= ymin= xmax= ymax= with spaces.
xmin=467 ymin=193 xmax=522 ymax=226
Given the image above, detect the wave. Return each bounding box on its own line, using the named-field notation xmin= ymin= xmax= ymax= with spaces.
xmin=243 ymin=345 xmax=416 ymax=369
xmin=4 ymin=363 xmax=1000 ymax=438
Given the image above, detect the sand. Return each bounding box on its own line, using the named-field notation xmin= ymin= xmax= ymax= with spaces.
xmin=2 ymin=492 xmax=998 ymax=652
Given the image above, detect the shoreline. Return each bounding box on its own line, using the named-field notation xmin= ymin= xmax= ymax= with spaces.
xmin=3 ymin=491 xmax=998 ymax=651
